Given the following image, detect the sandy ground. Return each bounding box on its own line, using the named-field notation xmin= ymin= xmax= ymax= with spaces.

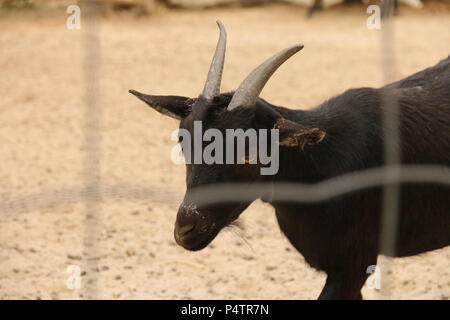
xmin=0 ymin=4 xmax=449 ymax=299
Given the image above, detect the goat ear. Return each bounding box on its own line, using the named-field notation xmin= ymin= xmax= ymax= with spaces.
xmin=274 ymin=118 xmax=326 ymax=148
xmin=129 ymin=89 xmax=194 ymax=120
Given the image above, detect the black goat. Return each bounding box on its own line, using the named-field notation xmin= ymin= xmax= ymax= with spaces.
xmin=130 ymin=21 xmax=450 ymax=299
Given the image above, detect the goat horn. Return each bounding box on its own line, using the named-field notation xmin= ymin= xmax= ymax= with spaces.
xmin=202 ymin=20 xmax=227 ymax=100
xmin=228 ymin=44 xmax=304 ymax=110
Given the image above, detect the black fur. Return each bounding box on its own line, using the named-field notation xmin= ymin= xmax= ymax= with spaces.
xmin=262 ymin=56 xmax=450 ymax=299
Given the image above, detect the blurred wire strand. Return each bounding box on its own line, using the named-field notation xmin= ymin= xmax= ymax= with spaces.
xmin=82 ymin=0 xmax=101 ymax=299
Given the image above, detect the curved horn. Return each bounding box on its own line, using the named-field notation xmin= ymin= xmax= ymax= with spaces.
xmin=228 ymin=44 xmax=304 ymax=110
xmin=202 ymin=20 xmax=227 ymax=100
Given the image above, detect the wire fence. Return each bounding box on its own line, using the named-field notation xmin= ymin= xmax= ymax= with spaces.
xmin=82 ymin=0 xmax=101 ymax=299
xmin=378 ymin=0 xmax=400 ymax=297
xmin=1 ymin=0 xmax=449 ymax=299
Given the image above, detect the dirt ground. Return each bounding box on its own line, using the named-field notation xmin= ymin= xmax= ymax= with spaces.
xmin=0 ymin=3 xmax=449 ymax=299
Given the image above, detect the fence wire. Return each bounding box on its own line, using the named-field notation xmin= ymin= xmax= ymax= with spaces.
xmin=82 ymin=0 xmax=101 ymax=299
xmin=2 ymin=166 xmax=450 ymax=217
xmin=378 ymin=0 xmax=400 ymax=298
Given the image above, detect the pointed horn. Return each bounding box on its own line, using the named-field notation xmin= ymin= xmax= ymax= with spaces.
xmin=228 ymin=44 xmax=304 ymax=110
xmin=202 ymin=20 xmax=227 ymax=100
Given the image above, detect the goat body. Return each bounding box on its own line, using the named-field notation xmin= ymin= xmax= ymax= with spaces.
xmin=268 ymin=56 xmax=450 ymax=298
xmin=130 ymin=19 xmax=449 ymax=299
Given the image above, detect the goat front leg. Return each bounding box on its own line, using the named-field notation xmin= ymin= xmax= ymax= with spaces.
xmin=318 ymin=272 xmax=369 ymax=300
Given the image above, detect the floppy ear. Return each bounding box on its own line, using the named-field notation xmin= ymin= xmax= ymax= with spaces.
xmin=255 ymin=104 xmax=326 ymax=149
xmin=274 ymin=118 xmax=326 ymax=148
xmin=129 ymin=89 xmax=194 ymax=120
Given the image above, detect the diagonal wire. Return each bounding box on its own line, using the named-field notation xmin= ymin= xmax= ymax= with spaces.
xmin=1 ymin=166 xmax=449 ymax=216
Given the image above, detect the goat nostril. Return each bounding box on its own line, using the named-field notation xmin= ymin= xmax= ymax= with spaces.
xmin=178 ymin=224 xmax=196 ymax=237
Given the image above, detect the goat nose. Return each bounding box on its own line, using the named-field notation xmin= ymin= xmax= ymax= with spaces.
xmin=178 ymin=224 xmax=196 ymax=237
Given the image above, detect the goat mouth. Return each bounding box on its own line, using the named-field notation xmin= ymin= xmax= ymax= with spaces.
xmin=175 ymin=204 xmax=247 ymax=251
xmin=176 ymin=224 xmax=221 ymax=251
